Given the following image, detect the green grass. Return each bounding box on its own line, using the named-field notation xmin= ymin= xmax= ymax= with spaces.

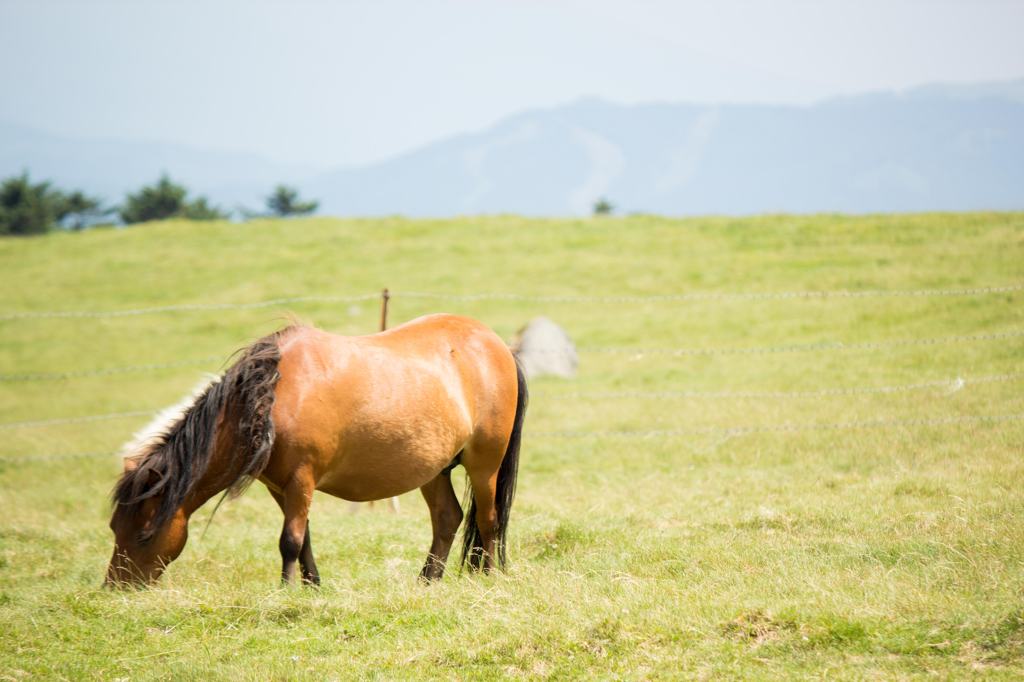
xmin=1 ymin=213 xmax=1023 ymax=679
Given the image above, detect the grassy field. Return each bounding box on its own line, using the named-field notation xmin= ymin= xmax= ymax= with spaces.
xmin=1 ymin=213 xmax=1022 ymax=680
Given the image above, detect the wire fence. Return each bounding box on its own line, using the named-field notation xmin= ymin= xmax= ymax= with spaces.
xmin=536 ymin=371 xmax=1023 ymax=400
xmin=3 ymin=372 xmax=1020 ymax=431
xmin=3 ymin=411 xmax=1022 ymax=465
xmin=0 ymin=356 xmax=224 ymax=382
xmin=398 ymin=283 xmax=1024 ymax=303
xmin=534 ymin=411 xmax=1024 ymax=439
xmin=3 ymin=329 xmax=1021 ymax=383
xmin=578 ymin=330 xmax=1024 ymax=356
xmin=1 ymin=282 xmax=1020 ymax=321
xmin=0 ymin=451 xmax=113 ymax=465
xmin=0 ymin=294 xmax=380 ymax=321
xmin=2 ymin=284 xmax=1022 ymax=463
xmin=0 ymin=409 xmax=160 ymax=430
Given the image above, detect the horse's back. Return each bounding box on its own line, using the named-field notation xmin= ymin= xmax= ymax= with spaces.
xmin=265 ymin=315 xmax=517 ymax=500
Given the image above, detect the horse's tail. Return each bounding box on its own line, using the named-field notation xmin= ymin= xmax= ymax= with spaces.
xmin=112 ymin=329 xmax=288 ymax=543
xmin=461 ymin=356 xmax=528 ymax=570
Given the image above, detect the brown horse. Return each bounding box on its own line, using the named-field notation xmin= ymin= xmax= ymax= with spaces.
xmin=106 ymin=314 xmax=527 ymax=587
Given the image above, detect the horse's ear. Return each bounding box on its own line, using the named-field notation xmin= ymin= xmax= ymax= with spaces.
xmin=119 ymin=458 xmax=165 ymax=504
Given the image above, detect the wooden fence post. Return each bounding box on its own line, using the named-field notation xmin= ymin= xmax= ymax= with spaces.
xmin=379 ymin=288 xmax=390 ymax=332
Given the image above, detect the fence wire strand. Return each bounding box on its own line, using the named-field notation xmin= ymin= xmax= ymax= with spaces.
xmin=398 ymin=283 xmax=1024 ymax=303
xmin=537 ymin=372 xmax=1023 ymax=400
xmin=5 ymin=411 xmax=1022 ymax=465
xmin=534 ymin=412 xmax=1024 ymax=440
xmin=0 ymin=410 xmax=159 ymax=430
xmin=2 ymin=330 xmax=1020 ymax=383
xmin=2 ymin=283 xmax=1020 ymax=321
xmin=0 ymin=294 xmax=380 ymax=321
xmin=2 ymin=373 xmax=1019 ymax=431
xmin=0 ymin=451 xmax=114 ymax=464
xmin=575 ymin=330 xmax=1024 ymax=356
xmin=0 ymin=356 xmax=224 ymax=382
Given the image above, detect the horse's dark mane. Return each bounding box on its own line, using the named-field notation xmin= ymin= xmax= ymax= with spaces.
xmin=112 ymin=328 xmax=293 ymax=543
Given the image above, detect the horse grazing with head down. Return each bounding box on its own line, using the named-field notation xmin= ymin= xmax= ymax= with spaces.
xmin=106 ymin=313 xmax=527 ymax=587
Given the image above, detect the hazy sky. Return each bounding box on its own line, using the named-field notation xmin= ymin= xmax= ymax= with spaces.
xmin=2 ymin=0 xmax=1022 ymax=167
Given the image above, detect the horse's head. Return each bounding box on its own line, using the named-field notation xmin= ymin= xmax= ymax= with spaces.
xmin=103 ymin=348 xmax=278 ymax=587
xmin=105 ymin=459 xmax=190 ymax=587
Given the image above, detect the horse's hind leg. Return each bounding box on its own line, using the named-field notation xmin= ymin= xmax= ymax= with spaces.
xmin=464 ymin=468 xmax=498 ymax=572
xmin=418 ymin=469 xmax=463 ymax=581
xmin=294 ymin=523 xmax=320 ymax=585
xmin=268 ymin=481 xmax=320 ymax=586
xmin=463 ymin=439 xmax=506 ymax=573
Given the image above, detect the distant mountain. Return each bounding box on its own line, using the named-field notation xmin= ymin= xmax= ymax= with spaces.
xmin=308 ymin=78 xmax=1024 ymax=215
xmin=3 ymin=78 xmax=1023 ymax=216
xmin=0 ymin=122 xmax=317 ymax=211
xmin=907 ymin=78 xmax=1024 ymax=104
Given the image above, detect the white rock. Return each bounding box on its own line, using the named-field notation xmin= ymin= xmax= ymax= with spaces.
xmin=511 ymin=317 xmax=578 ymax=379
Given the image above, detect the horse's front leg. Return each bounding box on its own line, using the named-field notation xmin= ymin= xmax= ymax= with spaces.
xmin=268 ymin=477 xmax=319 ymax=586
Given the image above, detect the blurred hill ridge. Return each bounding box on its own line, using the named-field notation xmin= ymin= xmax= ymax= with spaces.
xmin=3 ymin=78 xmax=1022 ymax=216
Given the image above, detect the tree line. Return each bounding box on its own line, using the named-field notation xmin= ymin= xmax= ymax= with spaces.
xmin=0 ymin=172 xmax=319 ymax=236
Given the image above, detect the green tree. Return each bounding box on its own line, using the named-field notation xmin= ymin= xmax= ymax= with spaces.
xmin=0 ymin=172 xmax=60 ymax=236
xmin=120 ymin=174 xmax=227 ymax=224
xmin=265 ymin=184 xmax=318 ymax=217
xmin=592 ymin=197 xmax=614 ymax=216
xmin=182 ymin=196 xmax=226 ymax=221
xmin=56 ymin=190 xmax=112 ymax=231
